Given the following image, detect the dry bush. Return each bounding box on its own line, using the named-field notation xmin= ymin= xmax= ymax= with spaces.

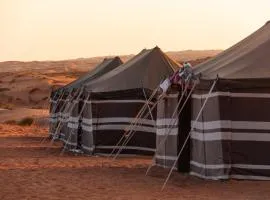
xmin=17 ymin=117 xmax=34 ymax=126
xmin=0 ymin=88 xmax=10 ymax=92
xmin=0 ymin=103 xmax=14 ymax=110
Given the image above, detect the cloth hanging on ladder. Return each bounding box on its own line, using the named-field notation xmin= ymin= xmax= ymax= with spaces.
xmin=159 ymin=78 xmax=171 ymax=94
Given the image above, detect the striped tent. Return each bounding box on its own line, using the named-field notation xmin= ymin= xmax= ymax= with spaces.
xmin=49 ymin=57 xmax=123 ymax=141
xmin=155 ymin=86 xmax=191 ymax=172
xmin=69 ymin=47 xmax=179 ymax=155
xmin=190 ymin=21 xmax=270 ymax=180
xmin=156 ymin=21 xmax=270 ymax=180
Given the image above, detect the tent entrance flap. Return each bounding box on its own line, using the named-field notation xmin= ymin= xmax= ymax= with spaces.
xmin=177 ymin=91 xmax=191 ymax=172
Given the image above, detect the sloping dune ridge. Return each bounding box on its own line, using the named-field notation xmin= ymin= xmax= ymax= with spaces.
xmin=0 ymin=50 xmax=221 ymax=111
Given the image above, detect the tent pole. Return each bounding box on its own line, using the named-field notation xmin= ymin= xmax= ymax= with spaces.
xmin=48 ymin=88 xmax=84 ymax=146
xmin=61 ymin=92 xmax=90 ymax=155
xmin=111 ymin=98 xmax=152 ymax=159
xmin=107 ymin=99 xmax=149 ymax=158
xmin=50 ymin=91 xmax=66 ymax=120
xmin=112 ymin=86 xmax=169 ymax=160
xmin=108 ymin=87 xmax=158 ymax=158
xmin=37 ymin=91 xmax=57 ymax=141
xmin=145 ymin=83 xmax=193 ymax=175
xmin=161 ymin=79 xmax=217 ymax=190
xmin=49 ymin=90 xmax=76 ymax=141
xmin=142 ymin=88 xmax=155 ymax=122
xmin=112 ymin=96 xmax=166 ymax=160
xmin=53 ymin=88 xmax=83 ymax=140
xmin=41 ymin=91 xmax=67 ymax=144
xmin=146 ymin=80 xmax=198 ymax=175
xmin=49 ymin=91 xmax=72 ymax=139
xmin=112 ymin=87 xmax=160 ymax=160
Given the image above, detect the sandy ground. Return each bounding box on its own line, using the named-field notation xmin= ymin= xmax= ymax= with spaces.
xmin=0 ymin=108 xmax=49 ymax=123
xmin=1 ymin=49 xmax=266 ymax=199
xmin=1 ymin=124 xmax=270 ymax=200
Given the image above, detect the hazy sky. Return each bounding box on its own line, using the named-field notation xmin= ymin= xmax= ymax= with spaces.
xmin=1 ymin=0 xmax=269 ymax=61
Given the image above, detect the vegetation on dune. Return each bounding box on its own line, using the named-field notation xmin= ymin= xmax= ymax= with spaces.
xmin=17 ymin=117 xmax=34 ymax=126
xmin=0 ymin=88 xmax=10 ymax=92
xmin=0 ymin=102 xmax=14 ymax=110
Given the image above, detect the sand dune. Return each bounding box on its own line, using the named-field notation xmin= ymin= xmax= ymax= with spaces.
xmin=0 ymin=50 xmax=221 ymax=111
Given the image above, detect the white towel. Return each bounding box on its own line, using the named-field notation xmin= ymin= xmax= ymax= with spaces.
xmin=159 ymin=78 xmax=171 ymax=93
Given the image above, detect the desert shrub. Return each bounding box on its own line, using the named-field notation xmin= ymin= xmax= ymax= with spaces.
xmin=0 ymin=88 xmax=10 ymax=92
xmin=4 ymin=120 xmax=17 ymax=125
xmin=17 ymin=117 xmax=34 ymax=126
xmin=0 ymin=103 xmax=14 ymax=110
xmin=31 ymin=105 xmax=43 ymax=109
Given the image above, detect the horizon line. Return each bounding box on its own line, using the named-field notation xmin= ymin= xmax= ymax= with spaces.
xmin=0 ymin=48 xmax=223 ymax=63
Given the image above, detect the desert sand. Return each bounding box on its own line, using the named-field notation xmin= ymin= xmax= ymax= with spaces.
xmin=4 ymin=50 xmax=270 ymax=200
xmin=1 ymin=124 xmax=270 ymax=200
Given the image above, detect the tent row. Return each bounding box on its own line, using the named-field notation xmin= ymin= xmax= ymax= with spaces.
xmin=49 ymin=21 xmax=270 ymax=180
xmin=49 ymin=47 xmax=179 ymax=155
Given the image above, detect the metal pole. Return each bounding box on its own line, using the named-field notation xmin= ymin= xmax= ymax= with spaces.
xmin=145 ymin=83 xmax=192 ymax=175
xmin=49 ymin=88 xmax=84 ymax=146
xmin=108 ymin=87 xmax=158 ymax=158
xmin=112 ymin=88 xmax=159 ymax=160
xmin=142 ymin=88 xmax=155 ymax=122
xmin=61 ymin=92 xmax=90 ymax=155
xmin=161 ymin=79 xmax=217 ymax=190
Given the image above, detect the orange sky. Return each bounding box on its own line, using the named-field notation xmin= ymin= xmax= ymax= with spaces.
xmin=1 ymin=0 xmax=269 ymax=61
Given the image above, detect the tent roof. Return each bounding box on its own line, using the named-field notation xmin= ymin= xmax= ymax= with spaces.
xmin=59 ymin=57 xmax=123 ymax=92
xmin=194 ymin=21 xmax=270 ymax=79
xmin=85 ymin=46 xmax=179 ymax=92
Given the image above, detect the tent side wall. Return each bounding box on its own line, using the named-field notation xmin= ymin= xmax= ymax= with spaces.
xmin=81 ymin=95 xmax=94 ymax=154
xmin=190 ymin=79 xmax=270 ymax=180
xmin=155 ymin=91 xmax=179 ymax=169
xmin=59 ymin=91 xmax=92 ymax=150
xmin=62 ymin=99 xmax=80 ymax=149
xmin=49 ymin=92 xmax=70 ymax=138
xmin=81 ymin=89 xmax=157 ymax=155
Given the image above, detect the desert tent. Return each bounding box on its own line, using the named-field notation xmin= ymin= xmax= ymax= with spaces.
xmin=49 ymin=57 xmax=123 ymax=139
xmin=65 ymin=46 xmax=179 ymax=155
xmin=155 ymin=21 xmax=270 ymax=180
xmin=58 ymin=57 xmax=123 ymax=93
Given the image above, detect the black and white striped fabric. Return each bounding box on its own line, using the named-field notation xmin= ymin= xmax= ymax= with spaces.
xmin=49 ymin=92 xmax=70 ymax=139
xmin=155 ymin=92 xmax=179 ymax=170
xmin=190 ymin=80 xmax=270 ymax=180
xmin=80 ymin=89 xmax=157 ymax=155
